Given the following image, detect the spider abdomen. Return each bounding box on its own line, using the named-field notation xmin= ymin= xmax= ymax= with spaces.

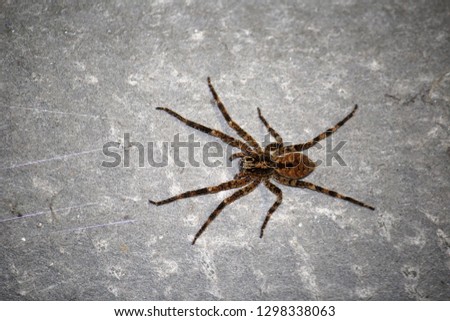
xmin=275 ymin=152 xmax=316 ymax=179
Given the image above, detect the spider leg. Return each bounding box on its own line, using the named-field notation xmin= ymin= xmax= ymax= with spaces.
xmin=149 ymin=176 xmax=251 ymax=206
xmin=274 ymin=174 xmax=375 ymax=210
xmin=260 ymin=179 xmax=283 ymax=238
xmin=208 ymin=77 xmax=262 ymax=152
xmin=229 ymin=152 xmax=246 ymax=162
xmin=257 ymin=107 xmax=283 ymax=145
xmin=282 ymin=104 xmax=358 ymax=153
xmin=192 ymin=179 xmax=261 ymax=244
xmin=156 ymin=107 xmax=251 ymax=152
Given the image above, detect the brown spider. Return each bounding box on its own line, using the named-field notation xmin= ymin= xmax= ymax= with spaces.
xmin=150 ymin=77 xmax=375 ymax=244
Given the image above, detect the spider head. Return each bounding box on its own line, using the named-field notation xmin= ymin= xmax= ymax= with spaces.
xmin=239 ymin=154 xmax=275 ymax=177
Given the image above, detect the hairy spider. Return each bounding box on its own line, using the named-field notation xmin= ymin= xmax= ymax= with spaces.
xmin=150 ymin=77 xmax=375 ymax=244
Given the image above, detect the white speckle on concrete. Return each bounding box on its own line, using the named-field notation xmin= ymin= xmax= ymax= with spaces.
xmin=127 ymin=73 xmax=143 ymax=86
xmin=369 ymin=59 xmax=382 ymax=71
xmin=191 ymin=29 xmax=204 ymax=41
xmin=85 ymin=74 xmax=98 ymax=84
xmin=199 ymin=249 xmax=222 ymax=298
xmin=32 ymin=177 xmax=56 ymax=194
xmin=107 ymin=285 xmax=119 ymax=297
xmin=156 ymin=259 xmax=179 ymax=278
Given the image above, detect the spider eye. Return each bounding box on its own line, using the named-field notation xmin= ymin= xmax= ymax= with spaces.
xmin=242 ymin=156 xmax=256 ymax=169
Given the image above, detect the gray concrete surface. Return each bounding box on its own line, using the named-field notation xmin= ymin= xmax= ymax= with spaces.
xmin=1 ymin=0 xmax=449 ymax=300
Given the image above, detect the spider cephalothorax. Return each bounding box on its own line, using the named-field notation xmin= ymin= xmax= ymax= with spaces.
xmin=239 ymin=151 xmax=316 ymax=180
xmin=150 ymin=77 xmax=375 ymax=244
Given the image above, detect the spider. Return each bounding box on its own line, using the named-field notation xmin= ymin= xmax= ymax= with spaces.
xmin=150 ymin=77 xmax=375 ymax=244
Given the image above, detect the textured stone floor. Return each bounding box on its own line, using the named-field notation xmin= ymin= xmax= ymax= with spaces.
xmin=1 ymin=1 xmax=449 ymax=300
